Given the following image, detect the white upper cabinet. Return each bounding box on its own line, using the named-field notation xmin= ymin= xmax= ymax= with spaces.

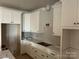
xmin=23 ymin=13 xmax=31 ymax=32
xmin=36 ymin=9 xmax=53 ymax=33
xmin=0 ymin=7 xmax=12 ymax=23
xmin=11 ymin=10 xmax=22 ymax=24
xmin=23 ymin=11 xmax=40 ymax=32
xmin=23 ymin=8 xmax=53 ymax=33
xmin=62 ymin=0 xmax=78 ymax=28
xmin=77 ymin=0 xmax=79 ymax=23
xmin=53 ymin=2 xmax=62 ymax=36
xmin=0 ymin=7 xmax=22 ymax=24
xmin=30 ymin=11 xmax=39 ymax=32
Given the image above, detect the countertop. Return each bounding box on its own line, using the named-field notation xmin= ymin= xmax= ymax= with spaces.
xmin=22 ymin=39 xmax=60 ymax=52
xmin=0 ymin=50 xmax=15 ymax=59
xmin=21 ymin=39 xmax=60 ymax=55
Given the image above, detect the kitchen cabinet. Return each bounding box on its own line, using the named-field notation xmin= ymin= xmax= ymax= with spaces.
xmin=62 ymin=0 xmax=79 ymax=28
xmin=34 ymin=49 xmax=55 ymax=59
xmin=37 ymin=8 xmax=53 ymax=34
xmin=21 ymin=40 xmax=32 ymax=54
xmin=21 ymin=40 xmax=26 ymax=54
xmin=0 ymin=7 xmax=22 ymax=24
xmin=23 ymin=13 xmax=31 ymax=32
xmin=78 ymin=0 xmax=79 ymax=23
xmin=23 ymin=12 xmax=39 ymax=32
xmin=23 ymin=8 xmax=53 ymax=33
xmin=30 ymin=11 xmax=39 ymax=33
xmin=53 ymin=2 xmax=62 ymax=36
xmin=0 ymin=7 xmax=12 ymax=23
xmin=11 ymin=10 xmax=21 ymax=24
xmin=28 ymin=46 xmax=55 ymax=59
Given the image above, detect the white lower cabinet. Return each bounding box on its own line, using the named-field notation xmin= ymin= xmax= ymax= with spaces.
xmin=33 ymin=55 xmax=42 ymax=59
xmin=21 ymin=41 xmax=27 ymax=54
xmin=35 ymin=49 xmax=55 ymax=59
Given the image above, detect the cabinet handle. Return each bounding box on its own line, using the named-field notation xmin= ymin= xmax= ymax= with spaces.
xmin=77 ymin=23 xmax=79 ymax=24
xmin=51 ymin=53 xmax=55 ymax=56
xmin=46 ymin=56 xmax=48 ymax=58
xmin=74 ymin=22 xmax=77 ymax=25
xmin=35 ymin=56 xmax=37 ymax=59
xmin=35 ymin=50 xmax=37 ymax=52
xmin=41 ymin=55 xmax=45 ymax=57
xmin=74 ymin=22 xmax=79 ymax=25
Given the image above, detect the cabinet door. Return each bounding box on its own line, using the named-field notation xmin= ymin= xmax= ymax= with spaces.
xmin=62 ymin=0 xmax=77 ymax=27
xmin=21 ymin=43 xmax=26 ymax=54
xmin=77 ymin=0 xmax=79 ymax=24
xmin=33 ymin=55 xmax=43 ymax=59
xmin=25 ymin=45 xmax=31 ymax=55
xmin=21 ymin=40 xmax=28 ymax=54
xmin=11 ymin=10 xmax=21 ymax=24
xmin=1 ymin=8 xmax=11 ymax=23
xmin=30 ymin=11 xmax=39 ymax=32
xmin=35 ymin=49 xmax=46 ymax=59
xmin=23 ymin=13 xmax=31 ymax=32
xmin=35 ymin=49 xmax=55 ymax=59
xmin=53 ymin=3 xmax=62 ymax=36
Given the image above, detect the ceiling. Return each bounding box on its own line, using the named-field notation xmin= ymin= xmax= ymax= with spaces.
xmin=0 ymin=0 xmax=59 ymax=11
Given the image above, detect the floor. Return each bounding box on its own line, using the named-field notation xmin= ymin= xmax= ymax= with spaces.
xmin=16 ymin=54 xmax=33 ymax=59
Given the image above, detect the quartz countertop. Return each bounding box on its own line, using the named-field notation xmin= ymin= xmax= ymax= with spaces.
xmin=0 ymin=50 xmax=15 ymax=59
xmin=22 ymin=39 xmax=60 ymax=52
xmin=21 ymin=40 xmax=60 ymax=56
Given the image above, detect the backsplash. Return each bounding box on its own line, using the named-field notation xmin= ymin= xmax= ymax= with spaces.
xmin=22 ymin=32 xmax=60 ymax=46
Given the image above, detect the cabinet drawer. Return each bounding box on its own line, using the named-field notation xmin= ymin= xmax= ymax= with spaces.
xmin=26 ymin=46 xmax=47 ymax=59
xmin=28 ymin=46 xmax=56 ymax=59
xmin=33 ymin=55 xmax=43 ymax=59
xmin=27 ymin=46 xmax=38 ymax=57
xmin=21 ymin=41 xmax=56 ymax=59
xmin=31 ymin=49 xmax=48 ymax=59
xmin=35 ymin=49 xmax=56 ymax=59
xmin=25 ymin=45 xmax=31 ymax=54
